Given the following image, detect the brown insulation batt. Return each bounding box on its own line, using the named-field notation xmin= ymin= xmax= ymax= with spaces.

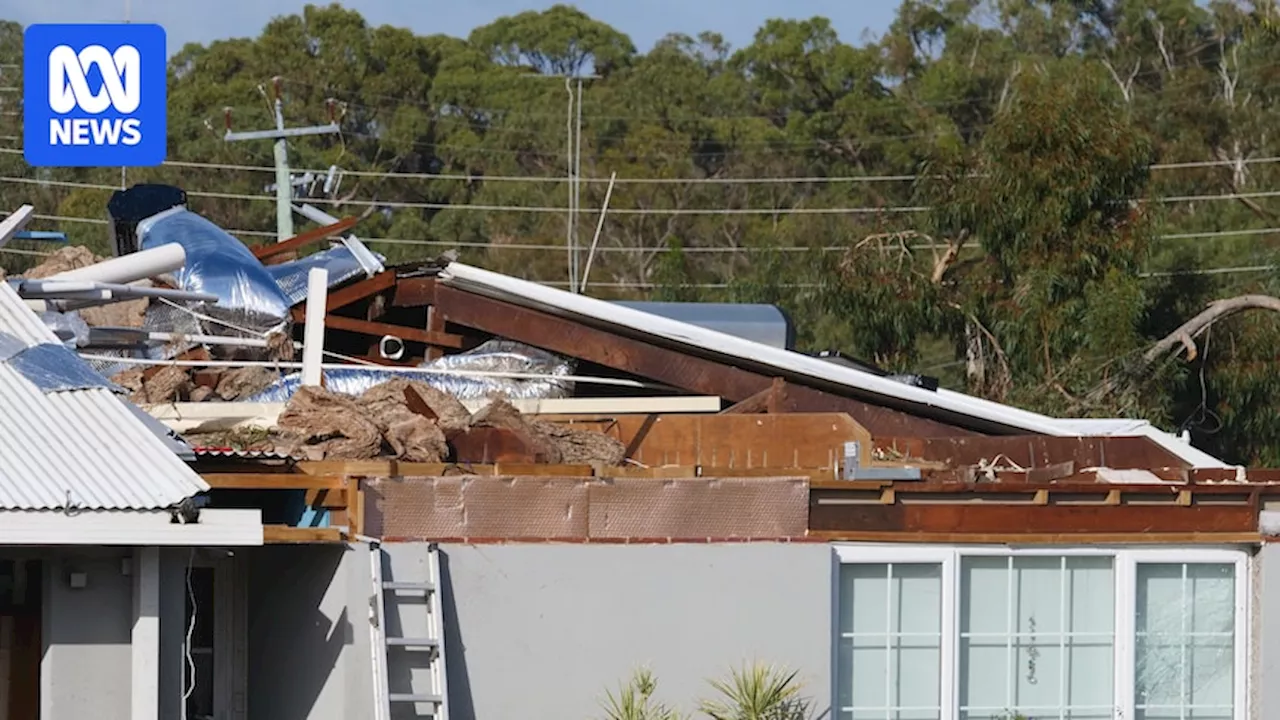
xmin=214 ymin=366 xmax=281 ymax=401
xmin=359 ymin=378 xmax=470 ymax=434
xmin=277 ymin=385 xmax=384 ymax=460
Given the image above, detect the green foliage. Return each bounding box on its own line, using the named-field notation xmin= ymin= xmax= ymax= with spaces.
xmin=697 ymin=664 xmax=815 ymax=720
xmin=598 ymin=664 xmax=814 ymax=720
xmin=600 ymin=668 xmax=684 ymax=720
xmin=4 ymin=2 xmax=1280 ymax=460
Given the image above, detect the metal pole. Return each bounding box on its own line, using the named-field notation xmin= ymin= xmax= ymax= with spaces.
xmin=574 ymin=77 xmax=584 ymax=293
xmin=579 ymin=171 xmax=616 ymax=293
xmin=272 ymin=80 xmax=294 ymax=242
xmin=564 ymin=78 xmax=576 ymax=293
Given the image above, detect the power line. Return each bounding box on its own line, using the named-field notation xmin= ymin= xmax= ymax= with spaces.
xmin=6 ymin=206 xmax=1280 ymax=254
xmin=34 ymin=152 xmax=1280 ymax=185
xmin=8 ymin=173 xmax=1280 ymax=216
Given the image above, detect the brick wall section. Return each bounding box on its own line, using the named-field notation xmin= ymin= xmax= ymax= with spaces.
xmin=364 ymin=475 xmax=811 ymax=542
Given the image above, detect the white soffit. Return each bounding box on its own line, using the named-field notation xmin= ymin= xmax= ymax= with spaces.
xmin=0 ymin=509 xmax=263 ymax=546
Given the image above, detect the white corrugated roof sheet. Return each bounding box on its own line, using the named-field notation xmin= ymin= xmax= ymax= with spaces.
xmin=0 ymin=282 xmax=209 ymax=510
xmin=438 ymin=262 xmax=1231 ymax=469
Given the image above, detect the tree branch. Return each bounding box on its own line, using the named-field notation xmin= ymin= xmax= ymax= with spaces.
xmin=1088 ymin=294 xmax=1280 ymax=404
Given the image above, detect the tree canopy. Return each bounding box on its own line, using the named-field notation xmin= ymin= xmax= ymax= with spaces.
xmin=2 ymin=1 xmax=1280 ymax=463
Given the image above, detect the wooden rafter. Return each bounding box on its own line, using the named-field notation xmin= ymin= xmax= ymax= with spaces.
xmin=289 ymin=269 xmax=396 ymax=322
xmin=253 ymin=216 xmax=359 ymax=263
xmin=430 ymin=285 xmax=974 ymax=438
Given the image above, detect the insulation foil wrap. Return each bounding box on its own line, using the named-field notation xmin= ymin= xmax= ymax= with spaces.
xmin=267 ymin=245 xmax=386 ymax=306
xmin=136 ymin=207 xmax=293 ymax=348
xmin=247 ymin=339 xmax=576 ymax=402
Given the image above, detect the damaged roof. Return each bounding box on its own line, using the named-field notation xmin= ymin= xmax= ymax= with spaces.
xmin=437 ymin=262 xmax=1230 ymax=469
xmin=0 ymin=282 xmax=209 ymax=511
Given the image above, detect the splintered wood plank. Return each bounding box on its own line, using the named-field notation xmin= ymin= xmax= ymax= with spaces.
xmin=253 ymin=217 xmax=358 ymax=263
xmin=263 ymin=526 xmax=345 ymax=543
xmin=538 ymin=412 xmax=873 ymax=469
xmin=304 ymin=487 xmax=349 ymax=508
xmin=202 ymin=473 xmax=346 ymax=490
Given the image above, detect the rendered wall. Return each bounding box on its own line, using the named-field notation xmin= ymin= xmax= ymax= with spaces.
xmin=41 ymin=549 xmax=134 ymax=720
xmin=245 ymin=544 xmax=372 ymax=720
xmin=408 ymin=542 xmax=835 ymax=720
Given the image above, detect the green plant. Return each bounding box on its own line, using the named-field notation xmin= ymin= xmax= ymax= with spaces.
xmin=696 ymin=663 xmax=814 ymax=720
xmin=600 ymin=668 xmax=684 ymax=720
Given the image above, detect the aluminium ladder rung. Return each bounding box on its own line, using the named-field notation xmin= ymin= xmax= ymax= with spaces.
xmin=382 ymin=581 xmax=434 ymax=591
xmin=389 ymin=693 xmax=443 ymax=704
xmin=386 ymin=637 xmax=439 ymax=648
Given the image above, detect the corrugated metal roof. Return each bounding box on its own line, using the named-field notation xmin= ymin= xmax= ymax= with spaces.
xmin=437 ymin=262 xmax=1231 ymax=469
xmin=0 ymin=283 xmax=209 ymax=510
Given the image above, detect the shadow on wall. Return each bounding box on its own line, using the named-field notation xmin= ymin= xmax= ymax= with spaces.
xmin=437 ymin=549 xmax=476 ymax=719
xmin=247 ymin=546 xmax=352 ymax=720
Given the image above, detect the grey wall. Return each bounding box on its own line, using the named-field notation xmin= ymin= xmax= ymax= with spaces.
xmin=245 ymin=544 xmax=371 ymax=720
xmin=422 ymin=543 xmax=834 ymax=720
xmin=1256 ymin=544 xmax=1279 ymax=720
xmin=41 ymin=549 xmax=134 ymax=720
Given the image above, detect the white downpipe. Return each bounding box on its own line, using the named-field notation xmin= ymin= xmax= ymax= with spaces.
xmin=301 ymin=267 xmax=328 ymax=386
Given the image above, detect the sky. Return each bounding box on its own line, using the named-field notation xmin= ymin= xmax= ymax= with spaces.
xmin=0 ymin=0 xmax=903 ymax=55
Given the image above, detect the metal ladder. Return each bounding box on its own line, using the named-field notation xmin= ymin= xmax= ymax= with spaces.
xmin=367 ymin=540 xmax=450 ymax=720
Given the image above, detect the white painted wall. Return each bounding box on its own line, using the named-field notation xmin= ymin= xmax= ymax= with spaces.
xmin=243 ymin=542 xmax=834 ymax=720
xmin=42 ymin=549 xmax=135 ymax=720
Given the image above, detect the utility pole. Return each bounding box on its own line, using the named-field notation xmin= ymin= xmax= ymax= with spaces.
xmin=562 ymin=75 xmax=597 ymax=292
xmin=223 ymin=77 xmax=340 ymax=242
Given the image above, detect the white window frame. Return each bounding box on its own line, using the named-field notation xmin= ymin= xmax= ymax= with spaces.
xmin=831 ymin=545 xmax=1251 ymax=720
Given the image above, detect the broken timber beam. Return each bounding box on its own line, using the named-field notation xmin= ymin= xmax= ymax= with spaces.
xmin=254 ymin=216 xmax=359 ymax=263
xmin=431 ymin=285 xmax=974 ymax=437
xmin=290 ymin=270 xmax=396 ymax=322
xmin=720 ymin=377 xmax=787 ymax=414
xmin=319 ymin=314 xmax=464 ymax=349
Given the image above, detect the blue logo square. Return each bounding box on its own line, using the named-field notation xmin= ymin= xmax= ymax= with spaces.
xmin=23 ymin=23 xmax=167 ymax=167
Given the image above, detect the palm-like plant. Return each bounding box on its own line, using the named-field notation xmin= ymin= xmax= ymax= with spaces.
xmin=696 ymin=664 xmax=814 ymax=720
xmin=600 ymin=668 xmax=685 ymax=720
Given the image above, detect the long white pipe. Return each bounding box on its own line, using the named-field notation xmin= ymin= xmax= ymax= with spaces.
xmin=49 ymin=243 xmax=186 ymax=284
xmin=24 ymin=244 xmax=189 ymax=312
xmin=301 ymin=267 xmax=328 ymax=386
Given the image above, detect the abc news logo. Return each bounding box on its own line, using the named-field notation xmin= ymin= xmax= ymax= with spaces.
xmin=47 ymin=44 xmax=143 ymax=147
xmin=23 ymin=24 xmax=167 ymax=168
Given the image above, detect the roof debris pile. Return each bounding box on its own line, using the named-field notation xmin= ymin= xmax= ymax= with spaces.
xmin=184 ymin=378 xmax=626 ymax=466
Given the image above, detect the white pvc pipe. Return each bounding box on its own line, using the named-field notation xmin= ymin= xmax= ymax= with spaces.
xmin=301 ymin=267 xmax=328 ymax=386
xmin=49 ymin=243 xmax=186 ymax=284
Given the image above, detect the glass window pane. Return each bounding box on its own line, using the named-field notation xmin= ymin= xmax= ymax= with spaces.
xmin=837 ymin=563 xmax=941 ymax=720
xmin=1135 ymin=562 xmax=1236 ymax=720
xmin=960 ymin=555 xmax=1115 ymax=718
xmin=840 ymin=564 xmax=888 ymax=635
